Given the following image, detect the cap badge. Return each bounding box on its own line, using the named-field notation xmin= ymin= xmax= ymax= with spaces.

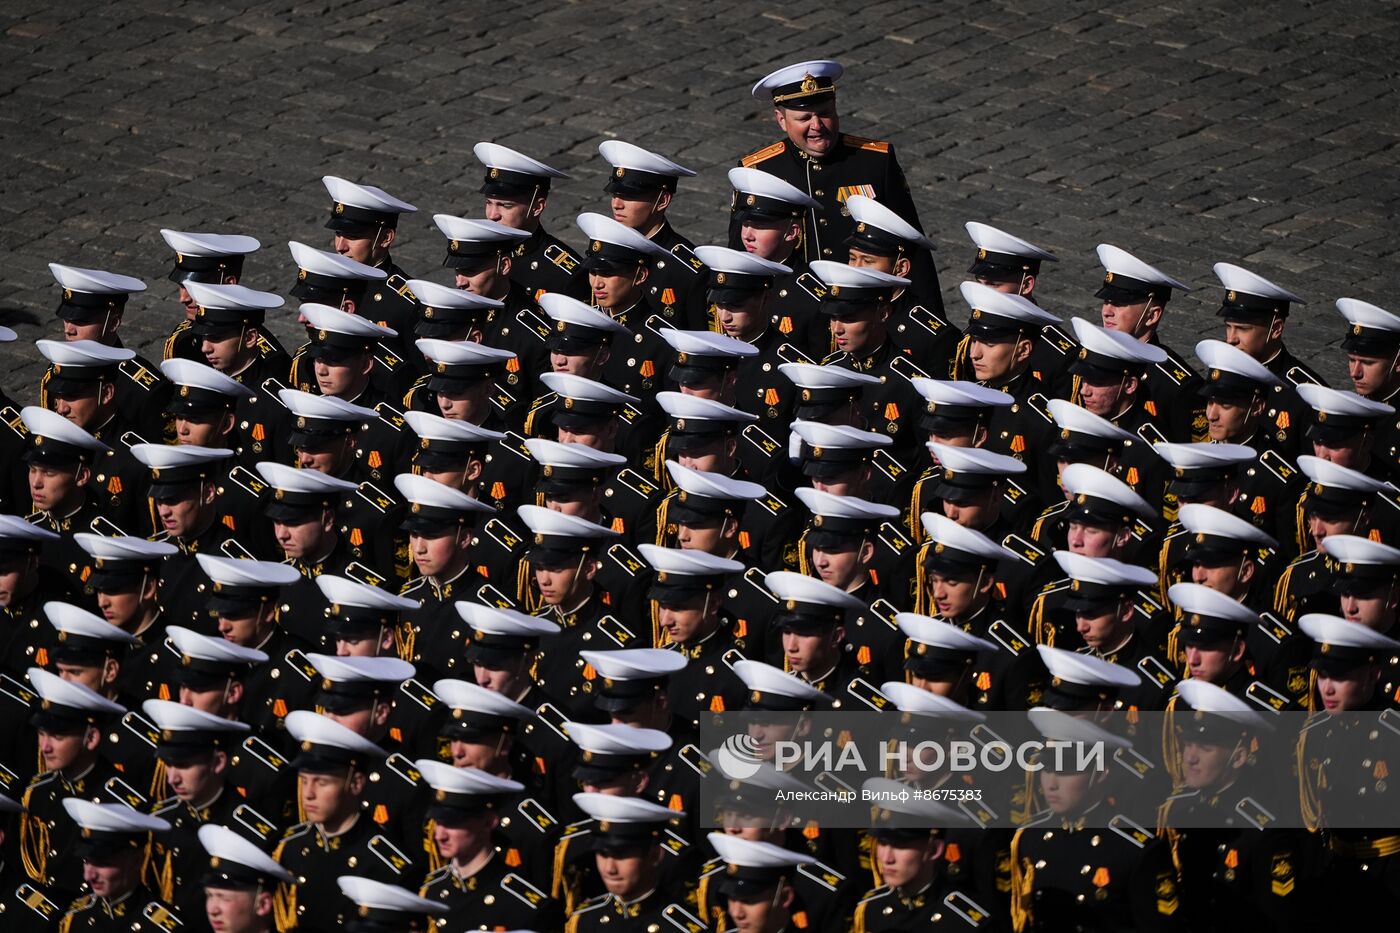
xmin=423 ymin=307 xmax=434 ymax=319
xmin=179 ymin=385 xmax=189 ymax=397
xmin=564 ymin=398 xmax=575 ymax=410
xmin=419 ymin=438 xmax=430 ymax=449
xmin=615 ymin=167 xmax=625 ymax=178
xmin=800 ymin=73 xmax=818 ymax=93
xmin=971 ymin=309 xmax=982 ymax=320
xmin=1210 ymin=369 xmax=1220 ymax=381
xmin=1195 ymin=533 xmax=1206 ymax=543
xmin=977 ymin=248 xmax=987 ymax=259
xmin=317 ymin=329 xmax=327 ymax=341
xmin=335 ymin=202 xmax=345 ymax=215
xmin=856 ymin=222 xmax=866 ymax=233
xmin=715 ymin=272 xmax=727 ymax=284
xmin=745 ymin=194 xmax=756 ymax=206
xmin=489 ymin=168 xmax=500 ymax=179
xmin=1313 ymin=483 xmax=1326 ymax=495
xmin=1070 ymin=579 xmax=1081 ymax=591
xmin=298 ymin=269 xmax=307 ymax=281
xmin=934 ymin=542 xmax=945 ymax=554
xmin=295 ymin=417 xmax=306 ymax=428
xmin=1354 ymin=324 xmax=1364 ymax=335
xmin=591 ymin=241 xmax=602 ymax=253
xmin=274 ymin=489 xmax=285 ymax=500
xmin=450 ymin=240 xmax=460 ymax=252
xmin=812 ymin=446 xmax=822 ymax=458
xmin=1078 ymin=348 xmax=1088 ymax=359
xmin=556 ymin=321 xmax=567 ymax=333
xmin=1227 ymin=290 xmax=1237 ymax=302
xmin=1060 ymin=428 xmax=1071 ymax=440
xmin=830 ymin=285 xmax=841 ymax=296
xmin=534 ymin=533 xmax=545 ymax=544
xmin=1105 ymin=272 xmax=1114 ymax=283
xmin=411 ymin=503 xmax=421 ymax=513
xmin=1318 ymin=411 xmax=1328 ymax=422
xmin=785 ymin=599 xmax=798 ymax=610
xmin=542 ymin=465 xmax=554 ymax=477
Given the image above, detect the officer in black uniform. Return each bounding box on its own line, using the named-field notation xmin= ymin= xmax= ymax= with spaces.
xmin=473 ymin=141 xmax=589 ymax=301
xmin=44 ymin=263 xmax=172 ymax=443
xmin=1093 ymin=243 xmax=1205 ymax=443
xmin=1028 ymin=462 xmax=1159 ymax=573
xmin=736 ymin=61 xmax=930 ymax=291
xmin=319 ymin=175 xmax=421 ymax=361
xmin=924 ymin=442 xmax=1038 ymax=549
xmin=1296 ymin=382 xmax=1400 ymax=485
xmin=0 ymin=516 xmax=73 ymax=677
xmin=1212 ymin=262 xmax=1324 ymax=459
xmin=290 ymin=298 xmax=411 ymax=410
xmin=1068 ymin=314 xmax=1182 ymax=445
xmin=763 ymin=569 xmax=880 ymax=710
xmin=722 ymin=168 xmax=827 ymax=359
xmin=791 ymin=420 xmax=913 ymax=527
xmin=179 ymin=280 xmax=292 ymax=468
xmin=54 ymin=799 xmax=180 ymax=933
xmin=286 ymin=239 xmax=391 ymax=355
xmin=36 ymin=339 xmax=152 ymax=534
xmin=20 ymin=406 xmax=131 ymax=592
xmin=1336 ymin=297 xmax=1400 ymax=476
xmin=195 ymin=823 xmax=298 ymax=933
xmin=415 ymin=758 xmax=563 ymax=931
xmin=709 ymin=830 xmax=861 ymax=933
xmin=844 ymin=194 xmax=955 ymax=366
xmin=526 ymin=292 xmax=633 ymax=440
xmin=402 ymin=407 xmax=518 ymax=516
xmin=524 ymin=439 xmax=642 ymax=578
xmin=430 ymin=214 xmax=552 ymax=421
xmin=1040 ymin=396 xmax=1165 ymax=523
xmin=143 ymin=699 xmax=279 ymax=927
xmin=158 ymin=228 xmax=264 ymax=365
xmin=75 ymin=534 xmax=177 ymax=706
xmin=271 ymin=710 xmax=417 ymax=932
xmin=598 ymin=140 xmax=708 ymax=331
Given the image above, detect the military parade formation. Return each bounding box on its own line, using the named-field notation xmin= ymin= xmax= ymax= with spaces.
xmin=0 ymin=56 xmax=1398 ymax=932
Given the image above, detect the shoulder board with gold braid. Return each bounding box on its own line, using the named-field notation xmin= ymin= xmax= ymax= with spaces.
xmin=1136 ymin=654 xmax=1176 ymax=690
xmin=1258 ymin=449 xmax=1297 ymax=483
xmin=754 ymin=491 xmax=788 ymax=516
xmin=847 ymin=677 xmax=891 ymax=711
xmin=143 ymin=901 xmax=181 ymax=932
xmin=606 ymin=543 xmax=646 ymax=578
xmin=517 ymin=797 xmax=558 ymax=833
xmin=660 ymin=828 xmax=690 ymax=857
xmin=1153 ymin=355 xmax=1196 ymax=386
xmin=877 ymin=522 xmax=913 ymax=557
xmin=483 ymin=517 xmax=525 ymax=554
xmin=118 ymin=430 xmax=148 ymax=449
xmin=17 ymin=884 xmax=59 ymax=921
xmin=906 ymin=305 xmax=945 ymax=335
xmin=476 ymin=583 xmax=518 ymax=609
xmin=1245 ymin=680 xmax=1291 ymax=713
xmin=219 ymin=538 xmax=254 ymax=560
xmin=740 ymin=141 xmax=786 ymax=166
xmin=794 ymin=272 xmax=826 ymax=302
xmin=254 ymin=332 xmax=279 ymax=358
xmin=1 ymin=405 xmax=26 ymax=441
xmin=491 ymin=381 xmax=518 ymax=414
xmin=385 ymin=273 xmax=417 ymax=301
xmin=1285 ymin=365 xmax=1320 ymax=387
xmin=398 ymin=678 xmax=438 ymax=711
xmin=232 ymin=803 xmax=278 ymax=841
xmin=1234 ymin=796 xmax=1276 ymax=830
xmin=670 ymin=242 xmax=705 ymax=274
xmin=987 ymin=619 xmax=1031 ymax=656
xmin=544 ymin=243 xmax=581 ymax=273
xmin=958 ymin=797 xmax=998 ymax=828
xmin=117 ymin=358 xmax=161 ymax=390
xmin=384 ymin=752 xmax=421 ymax=785
xmin=872 ymin=449 xmax=906 ymax=481
xmin=842 ymin=134 xmax=891 ymax=153
xmin=663 ymin=903 xmax=708 ymax=933
xmin=1136 ymin=421 xmax=1168 ymax=446
xmin=374 ymin=342 xmax=402 ymax=372
xmin=678 ymin=744 xmax=713 ymax=776
xmin=867 ymin=598 xmax=901 ymax=626
xmin=357 ymin=481 xmax=395 ymax=513
xmin=1025 ymin=392 xmax=1054 ymax=424
xmin=743 ymin=566 xmax=777 ymax=602
xmin=284 ymin=648 xmax=317 ymax=682
xmin=943 ymin=891 xmax=990 ymax=927
xmin=225 ymin=465 xmax=267 ymax=497
xmin=374 ymin=402 xmax=406 ymax=432
xmin=889 ymin=354 xmax=930 ymax=381
xmin=596 ymin=614 xmax=638 ymax=648
xmin=104 ymin=775 xmax=147 ymax=808
xmin=742 ymin=424 xmax=782 ymax=457
xmin=516 ymin=304 xmax=553 ymax=343
xmin=1113 ymin=745 xmax=1157 ymax=781
xmin=344 ymin=561 xmax=387 ymax=588
xmin=645 ymin=313 xmax=676 ymax=338
xmin=241 ymin=735 xmax=288 ymax=771
xmin=260 ymin=378 xmax=291 ymax=406
xmin=1038 ymin=324 xmax=1076 ymax=355
xmin=615 ymin=468 xmax=660 ymax=500
xmin=1256 ymin=610 xmax=1293 ymax=645
xmin=620 ymin=402 xmax=642 ymax=425
xmin=368 ymin=834 xmax=412 ymax=875
xmin=1108 ymin=814 xmax=1154 ymax=847
xmin=120 ymin=710 xmax=159 ymax=748
xmin=492 ymin=429 xmax=531 ymax=462
xmin=534 ymin=702 xmax=570 ymax=739
xmin=1003 ymin=477 xmax=1029 ymax=507
xmin=776 ymin=342 xmax=813 ymax=364
xmin=501 ymin=873 xmax=550 ymax=909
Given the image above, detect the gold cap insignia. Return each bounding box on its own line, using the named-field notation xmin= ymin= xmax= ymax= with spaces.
xmin=1227 ymin=290 xmax=1237 ymax=302
xmin=564 ymin=398 xmax=575 ymax=410
xmin=830 ymin=285 xmax=841 ymax=296
xmin=812 ymin=446 xmax=823 ymax=458
xmin=436 ymin=362 xmax=447 ymax=373
xmin=800 ymin=73 xmax=818 ymax=93
xmin=1195 ymin=533 xmax=1206 ymax=543
xmin=179 ymin=385 xmax=189 ymax=397
xmin=450 ymin=240 xmax=460 ymax=252
xmin=1105 ymin=271 xmax=1114 ymax=283
xmin=411 ymin=502 xmax=421 ymax=513
xmin=295 ymin=417 xmax=306 ymax=428
xmin=543 ymin=465 xmax=554 ymax=477
xmin=715 ymin=272 xmax=727 ymax=284
xmin=1070 ymin=579 xmax=1081 ymax=591
xmin=419 ymin=438 xmax=430 ymax=449
xmin=489 ymin=168 xmax=500 ymax=179
xmin=591 ymin=240 xmax=602 ymax=252
xmin=1060 ymin=428 xmax=1071 ymax=439
xmin=1210 ymin=369 xmax=1220 ymax=381
xmin=556 ymin=321 xmax=566 ymax=332
xmin=977 ymin=248 xmax=987 ymax=259
xmin=615 ymin=167 xmax=625 ymax=178
xmin=298 ymin=269 xmax=308 ymax=281
xmin=745 ymin=194 xmax=756 ymax=206
xmin=813 ymin=515 xmax=824 ymax=527
xmin=1318 ymin=411 xmax=1328 ymax=422
xmin=334 ymin=202 xmax=345 ymax=215
xmin=856 ymin=222 xmax=866 ymax=233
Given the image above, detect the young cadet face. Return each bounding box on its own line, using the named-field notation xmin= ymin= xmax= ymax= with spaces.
xmin=1311 ymin=434 xmax=1370 ymax=470
xmin=1077 ymin=374 xmax=1136 ymax=418
xmin=941 ymin=490 xmax=998 ymax=531
xmin=83 ymin=850 xmax=141 ymax=900
xmin=589 ymin=268 xmax=647 ymax=311
xmin=610 ymin=191 xmax=669 ymax=232
xmin=1180 ymin=740 xmax=1239 ymax=790
xmin=1223 ymin=320 xmax=1282 ymax=360
xmin=455 ymin=259 xmax=509 ymax=300
xmin=550 ymin=345 xmax=609 ymax=377
xmin=205 ymin=886 xmax=270 ymax=933
xmin=314 ymin=354 xmax=374 ymax=398
xmin=55 ymin=660 xmax=108 ymax=694
xmin=975 ymin=274 xmax=1034 ymax=298
xmin=594 ymin=845 xmax=657 ymax=900
xmin=739 ymin=220 xmax=800 ymax=262
xmin=810 ymin=542 xmax=869 ymax=591
xmin=676 ymin=437 xmax=735 ymax=474
xmin=0 ymin=555 xmax=37 ymax=607
xmin=557 ymin=420 xmax=618 ymax=452
xmin=533 ymin=559 xmax=594 ymax=606
xmin=775 ymin=101 xmax=840 ymax=158
xmin=273 ymin=511 xmax=335 ymax=559
xmin=52 ymin=384 xmax=111 ymax=430
xmin=810 ymin=463 xmax=871 ymax=498
xmin=1306 ymin=510 xmax=1364 ymax=548
xmin=217 ymin=605 xmax=275 ymax=646
xmin=781 ymin=626 xmax=842 ymax=675
xmin=876 ymin=838 xmax=940 ymax=890
xmin=201 ymin=327 xmax=258 ymax=372
xmin=1065 ymin=521 xmax=1127 ymax=558
xmin=714 ymin=294 xmax=769 ymax=342
xmin=38 ymin=727 xmax=96 ymax=773
xmin=97 ymin=583 xmax=150 ymax=630
xmin=1185 ymin=639 xmax=1246 ymax=684
xmin=156 ymin=489 xmax=211 ymax=539
xmin=657 ymin=597 xmax=716 ymax=644
xmin=448 ymin=737 xmax=508 ymax=771
xmin=409 ymin=528 xmax=468 ymax=578
xmin=473 ymin=655 xmax=533 ymax=696
xmin=299 ymin=770 xmax=360 ymax=825
xmin=296 ymin=437 xmax=355 ymax=475
xmin=727 ymin=885 xmax=793 ymax=933
xmin=1190 ymin=558 xmax=1252 ymax=600
xmin=847 ymin=249 xmax=909 ymax=279
xmin=484 ymin=196 xmax=537 ymax=231
xmin=28 ymin=462 xmax=85 ymax=513
xmin=1074 ymin=599 xmax=1134 ymax=650
xmin=64 ymin=316 xmax=118 ymax=342
xmin=165 ymin=753 xmax=224 ymax=803
xmin=175 ymin=412 xmax=234 ymax=447
xmin=968 ymin=335 xmax=1029 ymax=384
xmin=828 ymin=304 xmax=887 ymax=356
xmin=1099 ymin=298 xmax=1160 ymax=337
xmin=1038 ymin=768 xmax=1097 ymax=815
xmin=333 ymin=229 xmax=391 ymax=266
xmin=433 ymin=812 xmax=497 ymax=862
xmin=675 ymin=518 xmax=734 ymax=555
xmin=1317 ymin=664 xmax=1381 ymax=712
xmin=1340 ymin=586 xmax=1399 ymax=631
xmin=928 ymin=571 xmax=989 ymax=620
xmin=435 ymin=381 xmax=491 ymax=422
xmin=1347 ymin=351 xmax=1400 ymax=398
xmin=1205 ymin=397 xmax=1260 ymax=442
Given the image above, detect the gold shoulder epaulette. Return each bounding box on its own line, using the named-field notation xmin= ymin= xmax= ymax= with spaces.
xmin=842 ymin=134 xmax=891 ymax=153
xmin=740 ymin=141 xmax=786 ymax=166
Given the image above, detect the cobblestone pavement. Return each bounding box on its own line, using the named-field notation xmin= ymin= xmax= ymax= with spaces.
xmin=1 ymin=0 xmax=1397 ymax=393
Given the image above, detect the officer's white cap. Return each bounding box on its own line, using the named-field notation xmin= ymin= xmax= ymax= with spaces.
xmin=524 ymin=438 xmax=626 ymax=470
xmin=1070 ymin=316 xmax=1169 ymax=365
xmin=516 ymin=503 xmax=621 ymax=540
xmin=879 ymin=682 xmax=986 ymax=723
xmin=574 ymin=212 xmax=671 ymax=260
xmin=416 ymin=759 xmax=525 ymax=796
xmin=598 ymin=140 xmax=696 ymax=178
xmin=1165 ymin=582 xmax=1260 ymax=626
xmin=276 ymin=388 xmax=379 ymax=423
xmin=414 ymin=338 xmax=517 ymax=368
xmin=1176 ymin=503 xmax=1277 ymax=549
xmin=751 ymin=60 xmax=843 ymax=101
xmin=454 ymin=603 xmax=561 ymax=638
xmin=36 ymin=338 xmax=134 ymax=366
xmin=45 ymin=602 xmax=138 ymax=645
xmin=918 ymin=513 xmax=1016 ymax=562
xmin=195 ymin=554 xmax=303 ymax=589
xmin=48 ymin=263 xmax=146 ymax=294
xmin=62 ymin=798 xmax=169 ymax=835
xmin=429 ymin=680 xmax=534 ymax=721
xmin=896 ymin=612 xmax=996 ymax=654
xmin=792 ymin=487 xmax=899 ymax=522
xmin=778 ymin=362 xmax=881 ymax=390
xmin=142 ymin=699 xmax=251 ymax=735
xmin=764 ymin=570 xmax=866 ymax=611
xmin=130 ymin=442 xmax=233 ymax=471
xmin=573 ymin=791 xmax=682 ymax=823
xmin=403 ymin=410 xmax=507 ymax=445
xmin=659 ymin=328 xmax=760 ymax=360
xmin=579 ymin=648 xmax=687 ymax=681
xmin=20 ymin=406 xmax=108 ymax=451
xmin=790 ymin=420 xmax=893 ymax=450
xmin=707 ymin=832 xmax=812 ymax=869
xmin=725 ymin=168 xmax=820 ymax=212
xmin=1047 ymin=399 xmax=1136 ymax=443
xmin=538 ymin=372 xmax=640 ymax=406
xmin=167 ymin=626 xmax=269 ymax=665
xmin=73 ymin=533 xmax=176 ymax=560
xmin=314 ymin=575 xmax=418 ymax=613
xmin=184 ymin=280 xmax=286 ymax=311
xmin=1150 ymin=441 xmax=1255 ymax=469
xmin=287 ymin=241 xmax=387 ymax=281
xmin=28 ymin=667 xmax=126 ymax=714
xmin=809 ymin=259 xmax=910 ymax=292
xmin=963 ymin=222 xmax=1058 ymax=262
xmin=473 ymin=142 xmax=569 ymax=178
xmin=927 ymin=442 xmax=1027 ymax=477
xmin=300 ymin=302 xmax=397 ymax=339
xmin=1336 ymin=297 xmax=1400 ymax=333
xmin=159 ymin=359 xmax=254 ymax=398
xmin=285 ymin=709 xmax=388 ymax=757
xmin=392 ymin=473 xmax=498 ymax=515
xmin=657 ymin=392 xmax=757 ymax=423
xmin=336 ymin=877 xmax=449 ymax=916
xmin=1319 ymin=534 xmax=1400 ymax=567
xmin=846 ymin=195 xmax=934 ymax=251
xmin=958 ymin=281 xmax=1061 ymax=326
xmin=1295 ymin=383 xmax=1395 ymax=420
xmin=538 ymin=293 xmax=630 ymax=335
xmin=1094 ymin=244 xmax=1191 ymax=292
xmin=1211 ymin=262 xmax=1304 ymax=304
xmin=910 ymin=378 xmax=1014 ymax=409
xmin=322 ymin=176 xmax=417 ymax=215
xmin=160 ymin=229 xmax=261 ymax=258
xmin=404 ymin=279 xmax=505 ymax=313
xmin=197 ymin=824 xmax=295 ymax=884
xmin=664 ymin=461 xmax=767 ymax=501
xmin=565 ymin=720 xmax=671 ymax=755
xmin=432 ymin=214 xmax=531 ymax=245
xmin=1060 ymin=463 xmax=1154 ymax=519
xmin=1194 ymin=339 xmax=1281 ymax=386
xmin=1026 ymin=706 xmax=1133 ymax=750
xmin=1034 ymin=645 xmax=1142 ymax=689
xmin=733 ymin=659 xmax=830 ymax=702
xmin=637 ymin=543 xmax=745 ymax=576
xmin=254 ymin=461 xmax=360 ymax=494
xmin=1297 ymin=454 xmax=1391 ymax=494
